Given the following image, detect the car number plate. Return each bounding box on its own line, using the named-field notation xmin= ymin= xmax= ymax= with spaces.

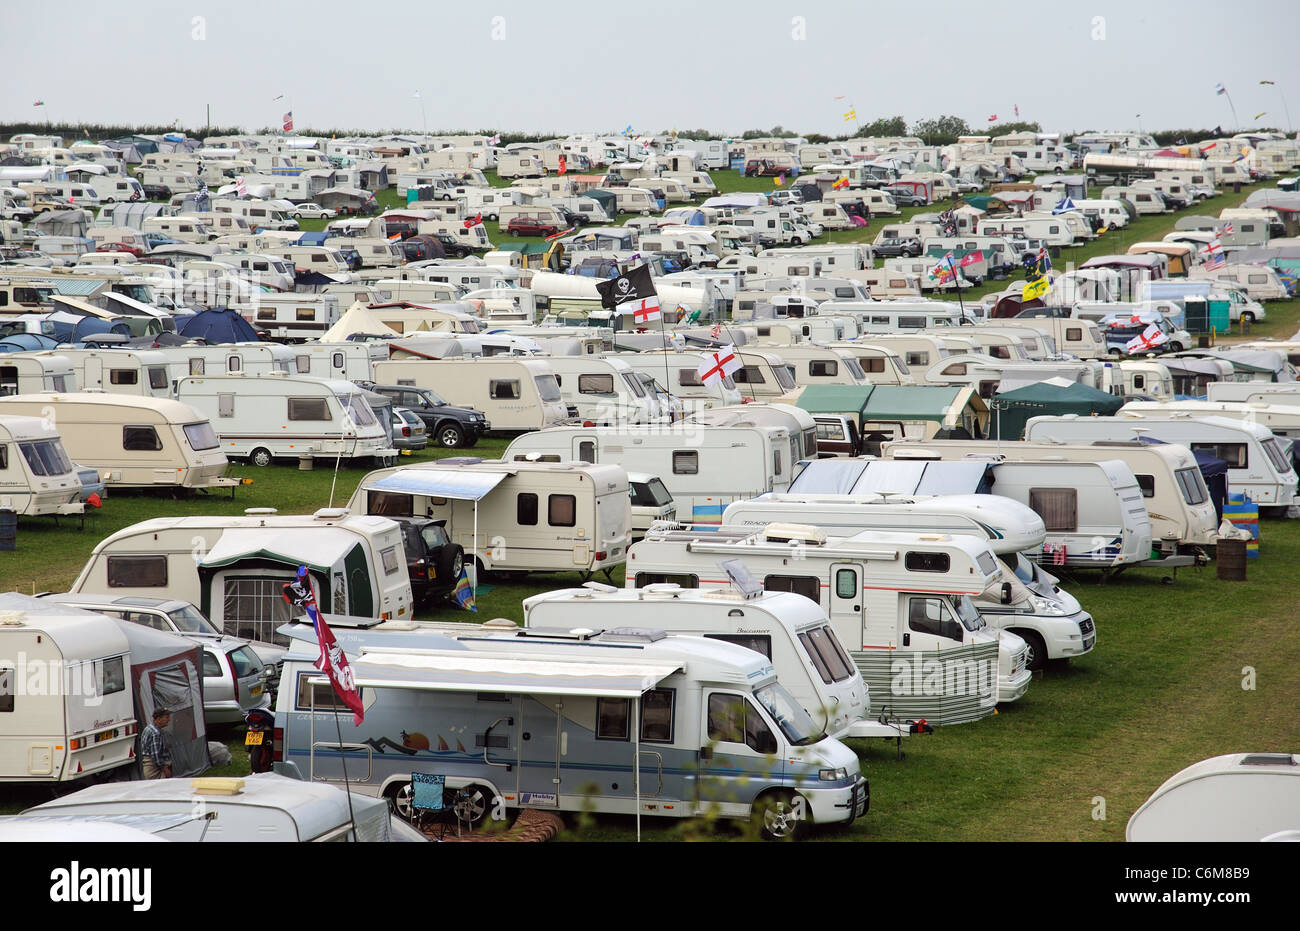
xmin=245 ymin=731 xmax=264 ymax=746
xmin=250 ymin=684 xmax=263 ymax=698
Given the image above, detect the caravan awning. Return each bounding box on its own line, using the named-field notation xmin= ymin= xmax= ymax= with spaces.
xmin=319 ymin=650 xmax=681 ymax=699
xmin=197 ymin=527 xmax=360 ymax=573
xmin=366 ymin=468 xmax=509 ymax=502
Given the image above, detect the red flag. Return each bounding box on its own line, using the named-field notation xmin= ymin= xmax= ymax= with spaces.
xmin=987 ymin=114 xmax=998 ymax=122
xmin=557 ymin=154 xmax=567 ymax=175
xmin=959 ymin=250 xmax=985 ymax=267
xmin=463 ymin=213 xmax=482 ymax=229
xmin=283 ymin=568 xmax=363 ymax=725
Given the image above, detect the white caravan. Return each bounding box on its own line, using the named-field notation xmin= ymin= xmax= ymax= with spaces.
xmin=175 ymin=373 xmax=396 ymax=467
xmin=347 ymin=458 xmax=631 ymax=577
xmin=1126 ymin=753 xmax=1300 ymax=842
xmin=546 ymin=356 xmax=664 ymax=424
xmin=610 ymin=351 xmax=743 ymax=415
xmin=0 ymin=415 xmax=84 ymax=517
xmin=504 ymin=422 xmax=792 ymax=528
xmin=626 ymin=524 xmax=1031 ymax=723
xmin=1024 ymin=413 xmax=1298 ymax=510
xmin=523 ymin=586 xmax=876 ymax=739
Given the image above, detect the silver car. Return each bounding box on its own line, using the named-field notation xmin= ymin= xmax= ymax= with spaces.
xmin=201 ymin=638 xmax=271 ymax=726
xmin=390 ymin=406 xmax=429 ymax=452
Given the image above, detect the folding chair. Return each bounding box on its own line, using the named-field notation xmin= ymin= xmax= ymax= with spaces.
xmin=410 ymin=772 xmax=473 ymax=839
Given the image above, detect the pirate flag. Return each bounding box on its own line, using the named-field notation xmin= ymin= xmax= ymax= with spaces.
xmin=596 ymin=263 xmax=661 ymax=325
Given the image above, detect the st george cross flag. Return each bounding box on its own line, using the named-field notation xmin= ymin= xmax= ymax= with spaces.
xmin=697 ymin=344 xmax=742 ymax=387
xmin=282 ymin=567 xmax=363 ymax=725
xmin=235 ymin=176 xmax=248 ymax=197
xmin=282 ymin=111 xmax=294 ymax=132
xmin=558 ymin=154 xmax=567 ymax=175
xmin=1126 ymin=323 xmax=1168 ymax=354
xmin=596 ymin=263 xmax=661 ymax=324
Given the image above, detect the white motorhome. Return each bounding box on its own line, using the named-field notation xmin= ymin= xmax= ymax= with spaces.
xmin=524 ymin=586 xmax=876 ymax=739
xmin=0 ymin=415 xmax=84 ymax=517
xmin=371 ymin=358 xmax=566 ymax=432
xmin=175 ymin=373 xmax=397 ymax=467
xmin=70 ymin=510 xmax=415 ymax=637
xmin=0 ymin=393 xmax=236 ymax=492
xmin=1024 ymin=413 xmax=1298 ymax=509
xmin=719 ymin=493 xmax=1095 ymax=670
xmin=504 ymin=422 xmax=793 ymax=528
xmin=626 ymin=524 xmax=1031 ymax=721
xmin=0 ymin=599 xmax=137 ymax=783
xmin=348 ymin=458 xmax=631 ymax=577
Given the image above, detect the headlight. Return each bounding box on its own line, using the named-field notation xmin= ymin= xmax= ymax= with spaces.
xmin=1031 ymin=597 xmax=1067 ymax=616
xmin=819 ymin=767 xmax=847 ymax=782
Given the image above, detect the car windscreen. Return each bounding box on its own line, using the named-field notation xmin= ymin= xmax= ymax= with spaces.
xmin=629 ymin=478 xmax=673 ymax=507
xmin=169 ymin=604 xmax=221 ymax=635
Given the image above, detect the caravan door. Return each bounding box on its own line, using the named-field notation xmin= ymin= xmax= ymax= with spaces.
xmin=828 ymin=563 xmax=864 ymax=632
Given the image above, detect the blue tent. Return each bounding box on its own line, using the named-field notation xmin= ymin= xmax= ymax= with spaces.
xmin=177 ymin=308 xmax=261 ymax=344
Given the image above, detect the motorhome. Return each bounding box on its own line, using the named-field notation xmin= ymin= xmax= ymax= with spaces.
xmin=975 ymin=216 xmax=1074 ymax=248
xmin=0 ymin=598 xmax=138 ymax=783
xmin=69 ymin=509 xmax=415 ymax=639
xmin=1126 ymin=753 xmax=1300 ymax=843
xmin=274 ymin=625 xmax=867 ymax=837
xmin=788 ymin=456 xmax=1153 ymax=570
xmin=371 ymin=358 xmax=567 ymax=432
xmin=0 ymin=393 xmax=237 ymax=492
xmin=1189 ymin=264 xmax=1291 ymax=302
xmin=348 ymin=457 xmax=630 ymax=577
xmin=523 ymin=586 xmax=877 ymax=739
xmin=985 ymin=317 xmax=1108 ymax=359
xmin=544 ymin=356 xmax=665 ymax=424
xmin=610 ymin=351 xmax=742 ymax=415
xmin=504 ymin=422 xmax=793 ymax=528
xmin=0 ymin=415 xmax=84 ymax=518
xmin=1121 ymin=399 xmax=1300 ymax=444
xmin=718 ymin=493 xmax=1094 ymax=670
xmin=883 ymin=439 xmax=1218 ymax=554
xmin=627 ymin=524 xmax=1031 ymax=721
xmin=1024 ymin=413 xmax=1298 ymax=510
xmin=175 ymin=373 xmax=397 ymax=467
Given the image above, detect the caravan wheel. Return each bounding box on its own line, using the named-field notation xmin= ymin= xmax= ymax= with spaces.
xmin=452 ymin=784 xmax=493 ymax=826
xmin=250 ymin=447 xmax=273 ymax=467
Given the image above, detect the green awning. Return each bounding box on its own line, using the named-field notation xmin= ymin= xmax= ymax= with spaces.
xmin=795 ymin=384 xmax=876 ymax=416
xmin=860 ymin=385 xmax=966 ymax=423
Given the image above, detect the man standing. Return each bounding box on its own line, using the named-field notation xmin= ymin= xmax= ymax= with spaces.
xmin=141 ymin=707 xmax=173 ymax=779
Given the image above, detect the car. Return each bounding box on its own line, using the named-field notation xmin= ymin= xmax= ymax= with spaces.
xmin=743 ymin=159 xmax=787 ymax=178
xmin=951 ymin=179 xmax=982 ymax=193
xmin=768 ymin=189 xmax=803 ymax=206
xmin=873 ymin=236 xmax=923 ymax=257
xmin=358 ymin=382 xmax=489 ymax=448
xmin=143 ymin=233 xmax=181 ymax=250
xmin=433 ymin=232 xmax=475 ymax=258
xmin=394 ymin=517 xmax=465 ymax=603
xmin=291 ymin=203 xmax=336 ymax=220
xmin=390 ymin=406 xmax=429 ymax=452
xmin=882 ymin=187 xmax=928 ymax=207
xmin=200 ymin=638 xmax=271 ymax=726
xmin=140 ymin=183 xmax=172 ymax=200
xmin=95 ymin=241 xmax=146 ymax=258
xmin=506 ymin=216 xmax=560 ymax=238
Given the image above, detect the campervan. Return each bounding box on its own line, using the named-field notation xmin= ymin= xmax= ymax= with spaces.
xmin=0 ymin=393 xmax=237 ymax=491
xmin=274 ymin=626 xmax=867 ymax=837
xmin=523 ymin=586 xmax=875 ymax=739
xmin=882 ymin=439 xmax=1218 ymax=553
xmin=371 ymin=358 xmax=567 ymax=432
xmin=0 ymin=598 xmax=137 ymax=783
xmin=1024 ymin=413 xmax=1298 ymax=509
xmin=718 ymin=494 xmax=1094 ymax=670
xmin=626 ymin=524 xmax=1031 ymax=720
xmin=348 ymin=458 xmax=630 ymax=577
xmin=503 ymin=422 xmax=793 ymax=528
xmin=69 ymin=510 xmax=415 ymax=639
xmin=0 ymin=415 xmax=84 ymax=517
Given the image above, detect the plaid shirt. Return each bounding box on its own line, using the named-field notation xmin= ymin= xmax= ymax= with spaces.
xmin=140 ymin=722 xmax=172 ymax=767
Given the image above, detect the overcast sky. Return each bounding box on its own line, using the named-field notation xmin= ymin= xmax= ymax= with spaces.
xmin=4 ymin=0 xmax=1299 ymax=138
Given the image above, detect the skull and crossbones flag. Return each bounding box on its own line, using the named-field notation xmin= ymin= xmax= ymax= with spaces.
xmin=596 ymin=263 xmax=661 ymax=324
xmin=283 ymin=566 xmax=363 ymax=725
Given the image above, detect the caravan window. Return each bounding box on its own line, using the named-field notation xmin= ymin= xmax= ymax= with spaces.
xmin=296 ymin=308 xmax=316 ymax=322
xmin=1066 ymin=327 xmax=1083 ymax=341
xmin=672 ymin=450 xmax=699 ymax=474
xmin=148 ymin=368 xmax=168 ymax=390
xmin=799 ymin=626 xmax=855 ymax=684
xmin=109 ymin=369 xmax=138 ymax=386
xmin=809 ymin=360 xmax=838 ymax=377
xmin=763 ymin=574 xmax=821 ymax=606
xmin=189 ymin=358 xmax=206 ymax=376
xmin=905 ymin=351 xmax=930 ymax=366
xmin=18 ymin=440 xmax=73 ymax=477
xmin=0 ymin=667 xmax=13 ymax=713
xmin=368 ymin=491 xmax=414 ymax=517
xmin=706 ymin=633 xmax=772 ymax=659
xmin=860 ymin=357 xmax=885 ymax=373
xmin=548 ymin=494 xmax=576 ymax=527
xmin=905 ymin=552 xmax=951 ymax=573
xmin=288 ymin=397 xmax=330 ymax=421
xmin=123 ymin=425 xmax=163 ymax=451
xmin=1029 ymin=488 xmax=1078 ymax=532
xmin=517 ymin=493 xmax=539 ymax=526
xmin=1175 ymin=467 xmax=1209 ymax=505
xmin=295 ymin=670 xmax=359 ymax=711
xmin=1191 ymin=443 xmax=1247 ymax=468
xmin=1135 ymin=474 xmax=1156 ymax=498
xmin=633 ymin=572 xmax=698 ymax=588
xmin=490 ymin=379 xmax=521 ymax=400
xmin=107 ymin=555 xmax=168 ymax=588
xmin=596 ymin=697 xmax=630 ymax=740
xmin=183 ymin=422 xmax=220 ymax=451
xmin=733 ymin=365 xmax=766 ymax=384
xmin=577 ymin=440 xmax=595 ymax=463
xmin=578 ymin=374 xmax=614 ymax=394
xmin=99 ymin=656 xmax=125 ymax=696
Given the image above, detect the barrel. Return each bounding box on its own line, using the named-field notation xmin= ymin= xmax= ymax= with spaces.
xmin=0 ymin=509 xmax=15 ymax=552
xmin=1217 ymin=538 xmax=1248 ymax=581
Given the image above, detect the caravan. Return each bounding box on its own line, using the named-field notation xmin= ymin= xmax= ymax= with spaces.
xmin=175 ymin=373 xmax=397 ymax=467
xmin=346 ymin=458 xmax=632 ymax=577
xmin=0 ymin=393 xmax=237 ymax=492
xmin=0 ymin=415 xmax=84 ymax=518
xmin=626 ymin=524 xmax=1031 ymax=722
xmin=371 ymin=358 xmax=567 ymax=432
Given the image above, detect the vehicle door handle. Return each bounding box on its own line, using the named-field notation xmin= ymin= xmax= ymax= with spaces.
xmin=903 ymin=633 xmax=910 ymax=647
xmin=853 ymin=605 xmax=860 ymax=612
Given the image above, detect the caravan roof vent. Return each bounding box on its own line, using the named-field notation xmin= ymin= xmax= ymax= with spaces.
xmin=0 ymin=611 xmax=26 ymax=627
xmin=440 ymin=457 xmax=485 ymax=466
xmin=481 ymin=617 xmax=518 ymax=630
xmin=191 ymin=777 xmax=245 ymax=796
xmin=581 ymin=581 xmax=618 ymax=595
xmin=760 ymin=522 xmax=827 ymax=545
xmin=244 ymin=507 xmax=278 ymax=515
xmin=313 ymin=507 xmax=348 ymax=520
xmin=1240 ymin=754 xmax=1297 ymax=767
xmin=599 ymin=627 xmax=667 ymax=644
xmin=641 ymin=583 xmax=684 ymax=597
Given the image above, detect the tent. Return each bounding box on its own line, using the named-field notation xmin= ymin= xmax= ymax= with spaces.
xmin=177 ymin=308 xmax=262 ymax=344
xmin=988 ymin=379 xmax=1124 ymax=440
xmin=320 ymin=302 xmax=401 ymax=342
xmin=32 ymin=209 xmax=90 ymax=239
xmin=110 ymin=620 xmax=210 ymax=778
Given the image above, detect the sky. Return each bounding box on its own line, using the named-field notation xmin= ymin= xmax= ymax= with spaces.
xmin=3 ymin=0 xmax=1299 ymax=138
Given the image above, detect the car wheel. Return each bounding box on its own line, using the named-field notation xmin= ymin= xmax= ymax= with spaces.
xmin=1168 ymin=342 xmax=1184 ymax=353
xmin=754 ymin=790 xmax=804 ymax=841
xmin=1017 ymin=630 xmax=1048 ymax=672
xmin=445 ymin=547 xmax=465 ymax=581
xmin=438 ymin=423 xmax=465 ymax=448
xmin=250 ymin=447 xmax=273 ymax=467
xmin=293 ymin=212 xmax=303 ymax=219
xmin=1241 ymin=312 xmax=1256 ymax=324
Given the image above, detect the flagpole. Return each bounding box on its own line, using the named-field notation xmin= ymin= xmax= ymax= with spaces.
xmin=331 ymin=704 xmax=360 ymax=839
xmin=1223 ymin=89 xmax=1240 ymax=133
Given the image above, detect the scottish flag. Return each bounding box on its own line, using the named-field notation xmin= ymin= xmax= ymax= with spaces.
xmin=1052 ymin=197 xmax=1076 ymax=215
